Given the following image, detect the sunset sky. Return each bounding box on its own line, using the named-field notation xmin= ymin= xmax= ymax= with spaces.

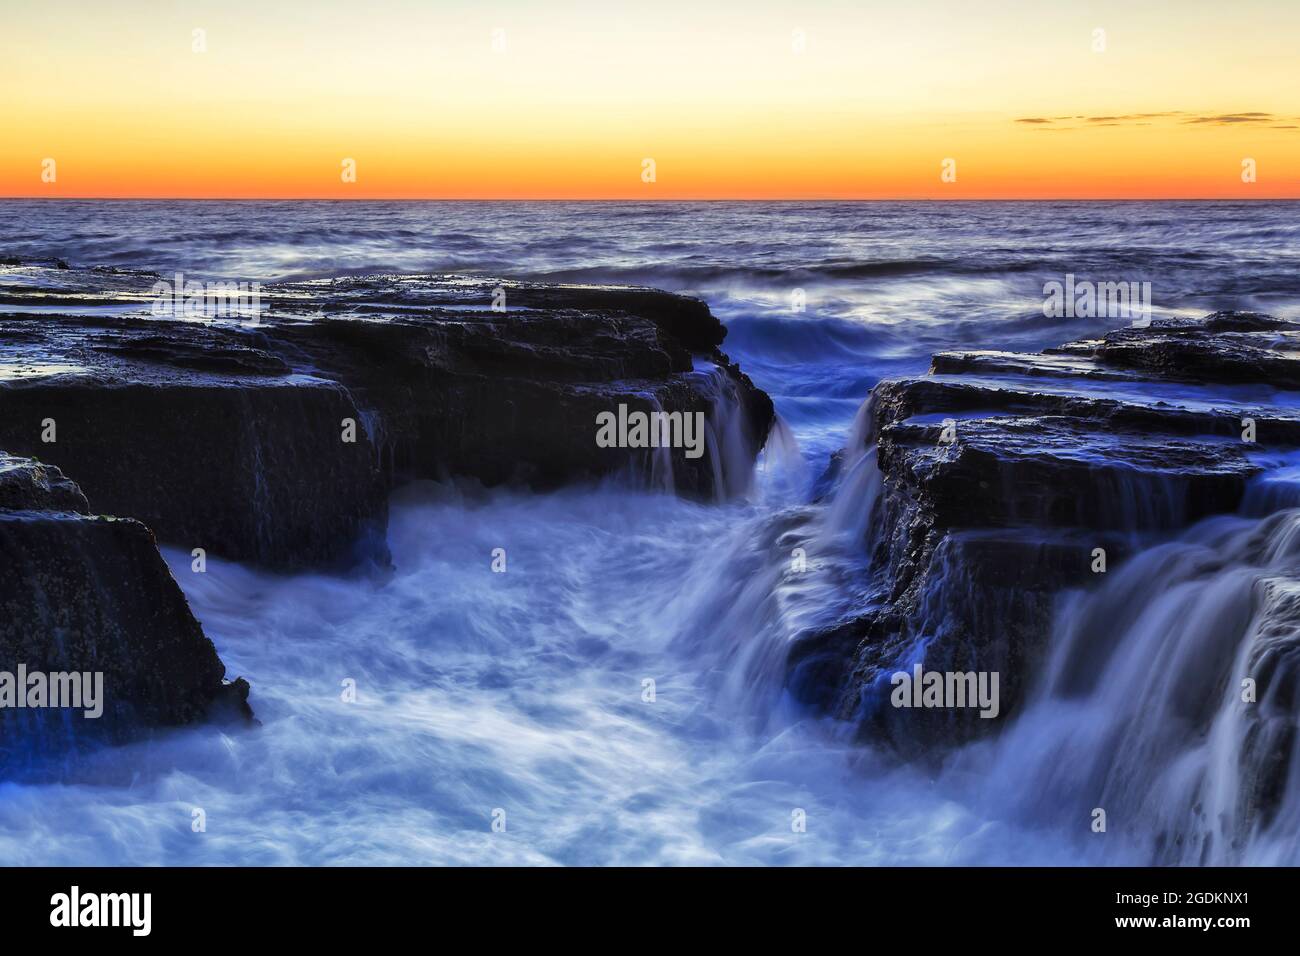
xmin=2 ymin=0 xmax=1297 ymax=198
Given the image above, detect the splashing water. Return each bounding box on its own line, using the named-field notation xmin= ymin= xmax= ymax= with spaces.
xmin=4 ymin=199 xmax=1300 ymax=865
xmin=0 ymin=482 xmax=1065 ymax=866
xmin=952 ymin=510 xmax=1300 ymax=865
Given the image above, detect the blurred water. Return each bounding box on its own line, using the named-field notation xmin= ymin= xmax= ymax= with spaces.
xmin=0 ymin=485 xmax=1072 ymax=866
xmin=1 ymin=200 xmax=1299 ymax=864
xmin=956 ymin=511 xmax=1300 ymax=866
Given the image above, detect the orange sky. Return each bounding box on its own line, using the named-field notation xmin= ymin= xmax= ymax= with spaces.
xmin=2 ymin=0 xmax=1297 ymax=199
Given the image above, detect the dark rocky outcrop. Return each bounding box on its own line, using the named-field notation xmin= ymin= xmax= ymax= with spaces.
xmin=794 ymin=312 xmax=1300 ymax=752
xmin=0 ymin=452 xmax=87 ymax=512
xmin=264 ymin=276 xmax=770 ymax=503
xmin=0 ymin=267 xmax=774 ymax=569
xmin=1054 ymin=311 xmax=1300 ymax=387
xmin=0 ymin=372 xmax=390 ymax=570
xmin=0 ymin=453 xmax=251 ymax=770
xmin=0 ymin=261 xmax=774 ymax=764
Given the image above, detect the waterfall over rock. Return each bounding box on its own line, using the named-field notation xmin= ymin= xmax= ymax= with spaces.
xmin=965 ymin=509 xmax=1300 ymax=864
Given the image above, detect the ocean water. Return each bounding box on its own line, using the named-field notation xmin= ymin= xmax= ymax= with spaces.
xmin=1 ymin=200 xmax=1299 ymax=865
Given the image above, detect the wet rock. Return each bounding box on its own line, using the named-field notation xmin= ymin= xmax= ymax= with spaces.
xmin=879 ymin=376 xmax=1300 ymax=445
xmin=288 ymin=274 xmax=729 ymax=354
xmin=930 ymin=349 xmax=1133 ymax=382
xmin=879 ymin=416 xmax=1256 ymax=533
xmin=0 ymin=453 xmax=88 ymax=513
xmin=795 ymin=311 xmax=1300 ymax=752
xmin=265 ymin=278 xmax=770 ymax=500
xmin=0 ymin=368 xmax=390 ymax=570
xmin=0 ymin=268 xmax=773 ymax=568
xmin=1055 ymin=311 xmax=1300 ymax=387
xmin=0 ymin=454 xmax=251 ymax=770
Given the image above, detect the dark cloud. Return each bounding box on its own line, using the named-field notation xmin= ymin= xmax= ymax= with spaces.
xmin=1087 ymin=112 xmax=1184 ymax=122
xmin=1183 ymin=112 xmax=1274 ymax=124
xmin=1014 ymin=110 xmax=1291 ymax=130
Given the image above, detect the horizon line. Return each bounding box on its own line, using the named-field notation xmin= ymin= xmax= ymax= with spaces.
xmin=2 ymin=196 xmax=1298 ymax=203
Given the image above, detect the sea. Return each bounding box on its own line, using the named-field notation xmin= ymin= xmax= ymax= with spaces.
xmin=1 ymin=199 xmax=1298 ymax=865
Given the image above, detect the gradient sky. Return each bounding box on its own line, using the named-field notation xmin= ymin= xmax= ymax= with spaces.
xmin=2 ymin=0 xmax=1297 ymax=198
